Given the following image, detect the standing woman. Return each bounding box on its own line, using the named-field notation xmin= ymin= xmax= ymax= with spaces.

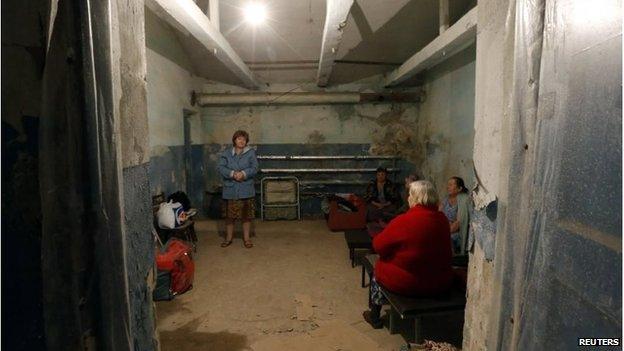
xmin=439 ymin=176 xmax=470 ymax=254
xmin=217 ymin=130 xmax=259 ymax=248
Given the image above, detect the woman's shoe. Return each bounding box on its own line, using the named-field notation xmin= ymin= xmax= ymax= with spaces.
xmin=244 ymin=240 xmax=253 ymax=248
xmin=220 ymin=240 xmax=233 ymax=248
xmin=362 ymin=310 xmax=383 ymax=329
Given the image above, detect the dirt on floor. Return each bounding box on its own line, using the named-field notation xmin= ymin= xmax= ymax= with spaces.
xmin=155 ymin=219 xmax=410 ymax=351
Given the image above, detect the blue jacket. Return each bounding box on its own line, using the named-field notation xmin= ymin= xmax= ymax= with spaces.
xmin=217 ymin=146 xmax=259 ymax=200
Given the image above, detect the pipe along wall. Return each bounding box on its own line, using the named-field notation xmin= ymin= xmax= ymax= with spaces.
xmin=150 ymin=100 xmax=421 ymax=217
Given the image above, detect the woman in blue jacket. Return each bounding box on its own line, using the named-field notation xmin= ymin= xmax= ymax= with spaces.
xmin=217 ymin=130 xmax=259 ymax=248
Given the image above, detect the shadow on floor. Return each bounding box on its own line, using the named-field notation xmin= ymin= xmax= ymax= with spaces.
xmin=159 ymin=317 xmax=249 ymax=351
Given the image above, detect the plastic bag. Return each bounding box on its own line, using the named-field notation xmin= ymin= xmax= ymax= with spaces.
xmin=155 ymin=238 xmax=195 ymax=295
xmin=157 ymin=201 xmax=184 ymax=229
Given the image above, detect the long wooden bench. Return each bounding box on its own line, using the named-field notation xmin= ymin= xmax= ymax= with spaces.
xmin=362 ymin=254 xmax=468 ymax=288
xmin=344 ymin=229 xmax=372 ymax=267
xmin=362 ymin=254 xmax=467 ymax=343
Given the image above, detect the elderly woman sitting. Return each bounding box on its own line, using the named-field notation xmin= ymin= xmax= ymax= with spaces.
xmin=364 ymin=167 xmax=401 ymax=223
xmin=363 ymin=180 xmax=453 ymax=328
xmin=439 ymin=176 xmax=470 ymax=255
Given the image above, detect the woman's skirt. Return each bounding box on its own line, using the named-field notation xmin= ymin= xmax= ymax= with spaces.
xmin=369 ymin=276 xmax=389 ymax=306
xmin=222 ymin=197 xmax=256 ymax=221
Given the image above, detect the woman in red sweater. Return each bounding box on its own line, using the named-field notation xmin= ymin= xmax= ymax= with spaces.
xmin=363 ymin=180 xmax=453 ymax=328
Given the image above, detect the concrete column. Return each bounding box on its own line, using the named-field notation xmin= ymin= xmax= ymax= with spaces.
xmin=115 ymin=0 xmax=158 ymax=348
xmin=463 ymin=0 xmax=511 ymax=349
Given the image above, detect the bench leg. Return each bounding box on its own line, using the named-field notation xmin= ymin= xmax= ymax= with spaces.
xmin=361 ymin=265 xmax=366 ymax=287
xmin=351 ymin=249 xmax=355 ymax=267
xmin=349 ymin=248 xmax=354 ymax=266
xmin=412 ymin=316 xmax=423 ymax=344
xmin=389 ymin=309 xmax=399 ymax=334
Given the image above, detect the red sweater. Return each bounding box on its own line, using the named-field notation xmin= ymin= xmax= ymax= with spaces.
xmin=373 ymin=205 xmax=453 ymax=296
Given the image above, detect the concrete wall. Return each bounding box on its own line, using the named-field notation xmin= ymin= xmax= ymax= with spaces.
xmin=145 ymin=8 xmax=207 ymax=206
xmin=462 ymin=0 xmax=509 ymax=349
xmin=144 ymin=7 xmax=423 ymax=214
xmin=198 ymin=83 xmax=421 ymax=216
xmin=117 ymin=0 xmax=158 ymax=349
xmin=415 ymin=45 xmax=476 ymax=193
xmin=465 ymin=0 xmax=622 ymax=349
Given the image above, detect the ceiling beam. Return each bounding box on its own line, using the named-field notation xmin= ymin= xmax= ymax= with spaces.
xmin=146 ymin=0 xmax=260 ymax=89
xmin=316 ymin=0 xmax=355 ymax=87
xmin=209 ymin=0 xmax=220 ymax=31
xmin=385 ymin=6 xmax=477 ymax=87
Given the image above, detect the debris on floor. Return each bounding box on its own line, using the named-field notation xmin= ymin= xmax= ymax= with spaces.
xmin=249 ymin=320 xmax=385 ymax=351
xmin=405 ymin=340 xmax=460 ymax=351
xmin=294 ymin=294 xmax=314 ymax=321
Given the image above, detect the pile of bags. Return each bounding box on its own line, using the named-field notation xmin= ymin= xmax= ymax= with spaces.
xmin=156 ymin=191 xmax=195 ymax=229
xmin=152 ymin=191 xmax=196 ymax=301
xmin=153 ymin=238 xmax=195 ymax=301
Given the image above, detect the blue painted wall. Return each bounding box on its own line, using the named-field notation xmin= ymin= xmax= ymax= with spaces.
xmin=148 ymin=144 xmax=206 ymax=211
xmin=200 ymin=143 xmax=416 ymax=217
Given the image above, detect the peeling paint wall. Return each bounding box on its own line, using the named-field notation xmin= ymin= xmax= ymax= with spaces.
xmin=201 ymin=101 xmax=418 ymax=146
xmin=462 ymin=1 xmax=510 ymax=349
xmin=199 ymin=86 xmax=420 ymax=215
xmin=414 ymin=45 xmax=476 ymax=193
xmin=200 ymin=98 xmax=420 ymax=214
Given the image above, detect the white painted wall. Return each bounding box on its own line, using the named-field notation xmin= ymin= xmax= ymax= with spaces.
xmin=200 ymin=103 xmax=419 ymax=145
xmin=146 ymin=48 xmax=206 ymax=150
xmin=145 ymin=7 xmax=207 ymax=151
xmin=416 ymin=45 xmax=476 ymax=192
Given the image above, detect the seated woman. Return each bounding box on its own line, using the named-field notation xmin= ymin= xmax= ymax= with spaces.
xmin=397 ymin=173 xmax=420 ymax=213
xmin=364 ymin=167 xmax=401 ymax=223
xmin=363 ymin=180 xmax=453 ymax=328
xmin=367 ymin=173 xmax=421 ymax=237
xmin=439 ymin=176 xmax=470 ymax=255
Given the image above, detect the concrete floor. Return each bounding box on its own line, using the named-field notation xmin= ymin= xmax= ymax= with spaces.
xmin=155 ymin=219 xmax=408 ymax=351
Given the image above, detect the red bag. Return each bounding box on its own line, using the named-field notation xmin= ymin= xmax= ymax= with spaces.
xmin=156 ymin=238 xmax=195 ymax=295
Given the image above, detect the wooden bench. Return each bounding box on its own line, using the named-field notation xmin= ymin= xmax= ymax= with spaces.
xmin=344 ymin=229 xmax=372 ymax=267
xmin=362 ymin=254 xmax=467 ymax=343
xmin=361 ymin=254 xmax=469 ymax=288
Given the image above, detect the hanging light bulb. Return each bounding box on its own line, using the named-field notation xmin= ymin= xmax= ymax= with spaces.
xmin=244 ymin=2 xmax=267 ymax=25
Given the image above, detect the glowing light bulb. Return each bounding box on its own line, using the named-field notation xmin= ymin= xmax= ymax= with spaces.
xmin=244 ymin=2 xmax=267 ymax=25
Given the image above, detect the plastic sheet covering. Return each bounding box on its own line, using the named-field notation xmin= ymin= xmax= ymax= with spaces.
xmin=486 ymin=0 xmax=622 ymax=349
xmin=40 ymin=0 xmax=134 ymax=349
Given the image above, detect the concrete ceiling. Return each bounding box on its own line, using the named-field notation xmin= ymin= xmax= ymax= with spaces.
xmin=147 ymin=0 xmax=476 ymax=86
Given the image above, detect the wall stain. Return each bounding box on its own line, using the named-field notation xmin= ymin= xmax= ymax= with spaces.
xmin=158 ymin=317 xmax=248 ymax=351
xmin=334 ymin=105 xmax=355 ymax=121
xmin=358 ymin=105 xmax=405 ymax=126
xmin=364 ymin=105 xmax=422 ymax=165
xmin=307 ymin=130 xmax=326 ymax=144
xmin=151 ymin=145 xmax=171 ymax=157
xmin=369 ymin=123 xmax=420 ymax=162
